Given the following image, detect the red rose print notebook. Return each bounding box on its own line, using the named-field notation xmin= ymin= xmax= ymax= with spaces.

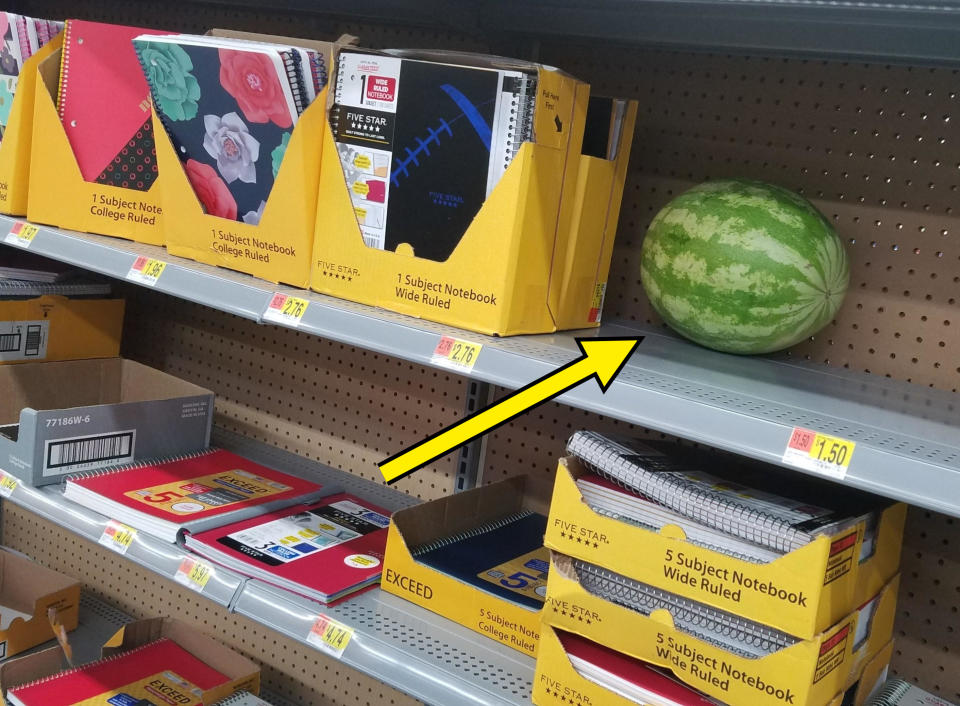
xmin=134 ymin=34 xmax=323 ymax=223
xmin=7 ymin=637 xmax=229 ymax=706
xmin=185 ymin=492 xmax=391 ymax=603
xmin=57 ymin=20 xmax=170 ymax=191
xmin=63 ymin=448 xmax=330 ymax=542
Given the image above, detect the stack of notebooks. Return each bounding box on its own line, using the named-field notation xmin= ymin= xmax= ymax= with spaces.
xmin=134 ymin=33 xmax=326 ymax=224
xmin=0 ymin=250 xmax=112 ymax=297
xmin=0 ymin=12 xmax=63 ymax=144
xmin=7 ymin=637 xmax=230 ymax=705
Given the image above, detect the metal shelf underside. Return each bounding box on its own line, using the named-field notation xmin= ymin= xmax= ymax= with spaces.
xmin=1 ymin=428 xmax=534 ymax=706
xmin=2 ymin=217 xmax=959 ymax=515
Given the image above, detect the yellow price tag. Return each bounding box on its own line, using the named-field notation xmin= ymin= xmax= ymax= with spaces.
xmin=432 ymin=335 xmax=482 ymax=371
xmin=307 ymin=614 xmax=353 ymax=657
xmin=264 ymin=293 xmax=309 ymax=327
xmin=5 ymin=221 xmax=39 ymax=247
xmin=99 ymin=520 xmax=137 ymax=555
xmin=174 ymin=557 xmax=213 ymax=592
xmin=127 ymin=256 xmax=167 ymax=286
xmin=0 ymin=472 xmax=18 ymax=498
xmin=783 ymin=428 xmax=856 ymax=479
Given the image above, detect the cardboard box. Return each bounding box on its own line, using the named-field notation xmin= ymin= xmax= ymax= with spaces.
xmin=545 ymin=456 xmax=906 ymax=639
xmin=26 ymin=47 xmax=164 ymax=244
xmin=0 ymin=617 xmax=260 ymax=704
xmin=381 ymin=475 xmax=551 ymax=656
xmin=0 ymin=295 xmax=124 ymax=365
xmin=310 ymin=48 xmax=637 ymax=335
xmin=0 ymin=32 xmax=63 ymax=216
xmin=534 ymin=568 xmax=897 ymax=706
xmin=0 ymin=548 xmax=80 ymax=662
xmin=0 ymin=357 xmax=214 ymax=486
xmin=159 ymin=31 xmax=345 ymax=288
xmin=827 ymin=640 xmax=894 ymax=706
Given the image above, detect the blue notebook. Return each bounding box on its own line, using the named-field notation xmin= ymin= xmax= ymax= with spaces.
xmin=411 ymin=510 xmax=548 ymax=609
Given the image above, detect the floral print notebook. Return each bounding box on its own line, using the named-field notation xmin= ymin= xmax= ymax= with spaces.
xmin=135 ymin=35 xmax=317 ymax=224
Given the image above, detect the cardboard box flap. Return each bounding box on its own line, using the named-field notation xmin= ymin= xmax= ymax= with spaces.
xmin=0 ymin=551 xmax=79 ymax=629
xmin=0 ymin=645 xmax=67 ymax=697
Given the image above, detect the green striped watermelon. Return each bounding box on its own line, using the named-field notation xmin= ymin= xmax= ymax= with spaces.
xmin=640 ymin=180 xmax=849 ymax=354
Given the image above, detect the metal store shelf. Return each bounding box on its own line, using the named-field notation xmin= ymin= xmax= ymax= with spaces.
xmin=3 ymin=217 xmax=959 ymax=515
xmin=0 ymin=428 xmax=534 ymax=706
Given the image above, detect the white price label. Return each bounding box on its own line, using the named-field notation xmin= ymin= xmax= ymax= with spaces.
xmin=306 ymin=614 xmax=353 ymax=658
xmin=782 ymin=427 xmax=856 ymax=480
xmin=98 ymin=520 xmax=137 ymax=555
xmin=0 ymin=471 xmax=18 ymax=498
xmin=174 ymin=556 xmax=213 ymax=593
xmin=431 ymin=335 xmax=482 ymax=372
xmin=4 ymin=221 xmax=38 ymax=248
xmin=126 ymin=256 xmax=167 ymax=286
xmin=263 ymin=293 xmax=309 ymax=327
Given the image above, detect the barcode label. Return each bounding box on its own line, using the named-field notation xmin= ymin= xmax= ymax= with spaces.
xmin=362 ymin=235 xmax=382 ymax=249
xmin=0 ymin=320 xmax=48 ymax=361
xmin=43 ymin=430 xmax=136 ymax=476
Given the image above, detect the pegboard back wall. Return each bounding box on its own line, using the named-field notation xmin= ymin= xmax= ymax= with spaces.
xmin=0 ymin=503 xmax=423 ymax=706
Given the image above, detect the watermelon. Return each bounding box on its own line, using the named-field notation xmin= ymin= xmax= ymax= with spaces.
xmin=640 ymin=180 xmax=849 ymax=355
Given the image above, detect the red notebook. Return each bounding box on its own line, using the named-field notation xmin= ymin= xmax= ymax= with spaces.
xmin=57 ymin=20 xmax=169 ymax=189
xmin=558 ymin=630 xmax=721 ymax=706
xmin=7 ymin=637 xmax=229 ymax=706
xmin=63 ymin=448 xmax=328 ymax=542
xmin=185 ymin=492 xmax=390 ymax=603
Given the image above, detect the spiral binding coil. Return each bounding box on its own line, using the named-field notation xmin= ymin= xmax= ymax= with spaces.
xmin=56 ymin=19 xmax=73 ymax=118
xmin=572 ymin=559 xmax=798 ymax=659
xmin=864 ymin=679 xmax=917 ymax=706
xmin=503 ymin=74 xmax=537 ymax=172
xmin=62 ymin=447 xmax=217 ymax=487
xmin=281 ymin=49 xmax=308 ymax=116
xmin=8 ymin=638 xmax=176 ymax=696
xmin=330 ymin=52 xmax=348 ymax=137
xmin=213 ymin=691 xmax=270 ymax=706
xmin=0 ymin=279 xmax=112 ymax=297
xmin=410 ymin=509 xmax=535 ymax=557
xmin=568 ymin=431 xmax=812 ymax=554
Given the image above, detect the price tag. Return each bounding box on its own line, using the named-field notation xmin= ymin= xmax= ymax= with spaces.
xmin=126 ymin=256 xmax=167 ymax=286
xmin=98 ymin=520 xmax=137 ymax=555
xmin=0 ymin=471 xmax=18 ymax=498
xmin=4 ymin=221 xmax=39 ymax=248
xmin=306 ymin=614 xmax=353 ymax=658
xmin=174 ymin=556 xmax=213 ymax=593
xmin=431 ymin=335 xmax=482 ymax=372
xmin=782 ymin=427 xmax=856 ymax=479
xmin=263 ymin=293 xmax=309 ymax=327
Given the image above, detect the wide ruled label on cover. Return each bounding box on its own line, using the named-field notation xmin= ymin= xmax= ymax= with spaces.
xmin=219 ymin=499 xmax=389 ymax=566
xmin=263 ymin=293 xmax=309 ymax=327
xmin=126 ymin=255 xmax=167 ymax=287
xmin=99 ymin=520 xmax=137 ymax=555
xmin=174 ymin=556 xmax=214 ymax=593
xmin=307 ymin=614 xmax=353 ymax=658
xmin=74 ymin=670 xmax=205 ymax=706
xmin=124 ymin=469 xmax=293 ymax=516
xmin=431 ymin=335 xmax=482 ymax=372
xmin=477 ymin=547 xmax=549 ymax=602
xmin=4 ymin=221 xmax=38 ymax=247
xmin=782 ymin=427 xmax=856 ymax=480
xmin=0 ymin=471 xmax=18 ymax=498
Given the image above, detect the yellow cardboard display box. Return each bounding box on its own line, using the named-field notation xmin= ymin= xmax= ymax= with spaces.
xmin=545 ymin=456 xmax=906 ymax=639
xmin=310 ymin=48 xmax=637 ymax=335
xmin=533 ymin=622 xmax=895 ymax=706
xmin=0 ymin=548 xmax=80 ymax=662
xmin=27 ymin=48 xmax=164 ymax=244
xmin=0 ymin=295 xmax=123 ymax=365
xmin=381 ymin=475 xmax=551 ymax=656
xmin=159 ymin=31 xmax=345 ymax=287
xmin=0 ymin=33 xmax=63 ymax=216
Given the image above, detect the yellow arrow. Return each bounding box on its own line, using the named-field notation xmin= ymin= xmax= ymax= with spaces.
xmin=378 ymin=337 xmax=641 ymax=483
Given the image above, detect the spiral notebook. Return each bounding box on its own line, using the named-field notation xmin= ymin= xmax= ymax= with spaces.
xmin=7 ymin=637 xmax=229 ymax=706
xmin=411 ymin=509 xmax=548 ymax=610
xmin=134 ymin=34 xmax=320 ymax=224
xmin=572 ymin=558 xmax=798 ymax=658
xmin=866 ymin=680 xmax=956 ymax=706
xmin=57 ymin=20 xmax=170 ymax=191
xmin=63 ymin=448 xmax=330 ymax=542
xmin=185 ymin=492 xmax=390 ymax=604
xmin=214 ymin=692 xmax=276 ymax=706
xmin=0 ymin=279 xmax=112 ymax=298
xmin=557 ymin=629 xmax=722 ymax=705
xmin=567 ymin=431 xmax=879 ymax=555
xmin=332 ymin=50 xmax=537 ymax=261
